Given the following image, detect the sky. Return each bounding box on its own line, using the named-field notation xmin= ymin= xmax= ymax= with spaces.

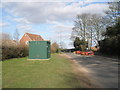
xmin=0 ymin=0 xmax=114 ymax=48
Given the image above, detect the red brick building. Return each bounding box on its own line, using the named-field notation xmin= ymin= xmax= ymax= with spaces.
xmin=90 ymin=46 xmax=100 ymax=51
xmin=19 ymin=33 xmax=44 ymax=45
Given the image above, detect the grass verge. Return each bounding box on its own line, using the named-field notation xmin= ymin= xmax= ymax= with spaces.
xmin=2 ymin=54 xmax=82 ymax=88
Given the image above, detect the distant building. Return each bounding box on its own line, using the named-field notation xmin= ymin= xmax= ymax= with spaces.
xmin=90 ymin=46 xmax=99 ymax=51
xmin=19 ymin=33 xmax=44 ymax=45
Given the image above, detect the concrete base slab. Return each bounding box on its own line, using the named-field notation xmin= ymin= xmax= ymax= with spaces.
xmin=27 ymin=58 xmax=50 ymax=60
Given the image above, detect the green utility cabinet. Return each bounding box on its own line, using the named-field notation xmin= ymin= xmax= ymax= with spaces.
xmin=29 ymin=41 xmax=51 ymax=59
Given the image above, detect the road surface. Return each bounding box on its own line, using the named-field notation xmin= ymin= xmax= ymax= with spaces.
xmin=65 ymin=53 xmax=119 ymax=88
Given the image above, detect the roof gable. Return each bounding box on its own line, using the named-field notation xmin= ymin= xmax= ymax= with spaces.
xmin=25 ymin=33 xmax=44 ymax=41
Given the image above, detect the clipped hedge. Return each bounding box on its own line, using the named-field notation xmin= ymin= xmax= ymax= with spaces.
xmin=2 ymin=45 xmax=28 ymax=61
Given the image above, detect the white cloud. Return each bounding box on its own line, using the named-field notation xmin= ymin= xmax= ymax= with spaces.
xmin=52 ymin=24 xmax=73 ymax=33
xmin=14 ymin=18 xmax=30 ymax=24
xmin=85 ymin=0 xmax=117 ymax=2
xmin=2 ymin=0 xmax=116 ymax=3
xmin=47 ymin=20 xmax=73 ymax=34
xmin=79 ymin=3 xmax=109 ymax=15
xmin=56 ymin=33 xmax=71 ymax=38
xmin=49 ymin=21 xmax=73 ymax=42
xmin=16 ymin=24 xmax=42 ymax=34
xmin=2 ymin=0 xmax=74 ymax=2
xmin=17 ymin=24 xmax=32 ymax=31
xmin=48 ymin=21 xmax=73 ymax=39
xmin=3 ymin=2 xmax=109 ymax=24
xmin=0 ymin=22 xmax=9 ymax=27
xmin=45 ymin=21 xmax=73 ymax=44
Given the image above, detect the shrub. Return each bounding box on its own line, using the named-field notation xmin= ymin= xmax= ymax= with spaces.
xmin=51 ymin=42 xmax=59 ymax=53
xmin=0 ymin=33 xmax=28 ymax=60
xmin=99 ymin=36 xmax=119 ymax=56
xmin=2 ymin=42 xmax=28 ymax=61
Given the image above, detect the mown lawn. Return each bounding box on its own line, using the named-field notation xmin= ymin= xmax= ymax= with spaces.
xmin=2 ymin=54 xmax=82 ymax=88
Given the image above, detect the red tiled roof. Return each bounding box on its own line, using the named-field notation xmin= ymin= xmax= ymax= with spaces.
xmin=26 ymin=33 xmax=44 ymax=41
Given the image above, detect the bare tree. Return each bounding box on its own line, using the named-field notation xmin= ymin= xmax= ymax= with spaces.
xmin=0 ymin=32 xmax=14 ymax=46
xmin=59 ymin=41 xmax=66 ymax=49
xmin=71 ymin=13 xmax=106 ymax=49
xmin=105 ymin=2 xmax=120 ymax=26
xmin=91 ymin=14 xmax=105 ymax=46
xmin=13 ymin=29 xmax=20 ymax=42
xmin=0 ymin=32 xmax=12 ymax=40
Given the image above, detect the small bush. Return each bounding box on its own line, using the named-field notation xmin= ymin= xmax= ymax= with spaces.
xmin=51 ymin=42 xmax=59 ymax=53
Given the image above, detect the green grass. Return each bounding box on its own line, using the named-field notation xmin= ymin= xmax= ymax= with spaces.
xmin=2 ymin=54 xmax=82 ymax=88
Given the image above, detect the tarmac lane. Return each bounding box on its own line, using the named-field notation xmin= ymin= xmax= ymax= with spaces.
xmin=65 ymin=53 xmax=119 ymax=88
